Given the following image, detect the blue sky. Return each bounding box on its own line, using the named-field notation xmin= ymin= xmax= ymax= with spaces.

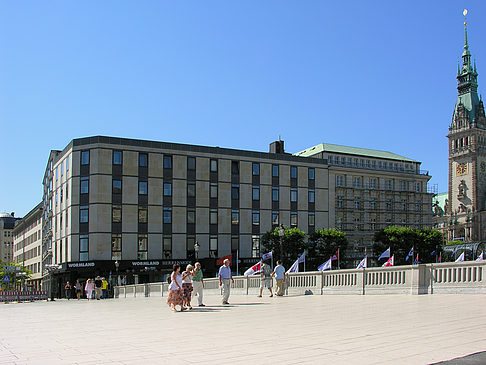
xmin=1 ymin=1 xmax=485 ymax=217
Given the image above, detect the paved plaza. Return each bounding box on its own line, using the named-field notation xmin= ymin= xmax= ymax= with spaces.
xmin=1 ymin=293 xmax=486 ymax=364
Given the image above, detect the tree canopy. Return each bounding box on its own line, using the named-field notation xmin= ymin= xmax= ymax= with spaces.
xmin=261 ymin=226 xmax=306 ymax=268
xmin=0 ymin=261 xmax=32 ymax=291
xmin=308 ymin=228 xmax=348 ymax=270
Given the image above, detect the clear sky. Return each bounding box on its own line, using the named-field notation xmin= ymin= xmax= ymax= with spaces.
xmin=1 ymin=1 xmax=485 ymax=217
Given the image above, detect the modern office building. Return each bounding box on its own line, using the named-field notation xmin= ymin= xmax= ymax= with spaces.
xmin=0 ymin=212 xmax=19 ymax=263
xmin=432 ymin=17 xmax=486 ymax=249
xmin=41 ymin=136 xmax=329 ymax=287
xmin=295 ymin=143 xmax=434 ymax=263
xmin=12 ymin=203 xmax=43 ymax=290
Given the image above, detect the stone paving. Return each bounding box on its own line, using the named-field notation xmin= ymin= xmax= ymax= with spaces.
xmin=1 ymin=293 xmax=486 ymax=364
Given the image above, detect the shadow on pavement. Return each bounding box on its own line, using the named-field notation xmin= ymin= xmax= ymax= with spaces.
xmin=431 ymin=351 xmax=486 ymax=364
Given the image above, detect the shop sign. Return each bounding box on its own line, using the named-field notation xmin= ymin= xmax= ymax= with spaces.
xmin=67 ymin=262 xmax=96 ymax=268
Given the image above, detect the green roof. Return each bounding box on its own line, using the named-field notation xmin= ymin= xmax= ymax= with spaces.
xmin=294 ymin=143 xmax=418 ymax=163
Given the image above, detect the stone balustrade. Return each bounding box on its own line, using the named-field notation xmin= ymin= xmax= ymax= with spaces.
xmin=114 ymin=261 xmax=486 ymax=298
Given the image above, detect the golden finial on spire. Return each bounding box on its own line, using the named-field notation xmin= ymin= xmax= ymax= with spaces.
xmin=463 ymin=8 xmax=467 ymax=26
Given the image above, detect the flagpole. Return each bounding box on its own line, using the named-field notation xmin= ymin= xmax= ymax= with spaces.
xmin=303 ymin=250 xmax=306 ymax=272
xmin=236 ymin=250 xmax=239 ymax=276
xmin=338 ymin=248 xmax=340 ymax=270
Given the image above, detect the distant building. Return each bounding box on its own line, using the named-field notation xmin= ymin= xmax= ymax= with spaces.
xmin=295 ymin=143 xmax=433 ymax=264
xmin=12 ymin=203 xmax=43 ymax=290
xmin=0 ymin=212 xmax=20 ymax=263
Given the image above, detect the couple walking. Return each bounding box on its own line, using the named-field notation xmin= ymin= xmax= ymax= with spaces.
xmin=167 ymin=262 xmax=205 ymax=312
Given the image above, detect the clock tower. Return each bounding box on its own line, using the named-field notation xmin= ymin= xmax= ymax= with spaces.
xmin=447 ymin=12 xmax=486 ymax=241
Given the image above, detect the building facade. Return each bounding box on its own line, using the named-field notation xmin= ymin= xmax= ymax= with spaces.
xmin=295 ymin=144 xmax=433 ymax=264
xmin=41 ymin=136 xmax=329 ymax=287
xmin=12 ymin=203 xmax=43 ymax=290
xmin=434 ymin=18 xmax=486 ymax=244
xmin=0 ymin=213 xmax=19 ymax=263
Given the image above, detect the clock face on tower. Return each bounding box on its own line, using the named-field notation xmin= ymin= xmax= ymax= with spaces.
xmin=456 ymin=162 xmax=468 ymax=176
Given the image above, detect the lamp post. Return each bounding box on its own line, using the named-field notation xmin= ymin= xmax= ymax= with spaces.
xmin=278 ymin=225 xmax=285 ymax=260
xmin=194 ymin=241 xmax=200 ymax=260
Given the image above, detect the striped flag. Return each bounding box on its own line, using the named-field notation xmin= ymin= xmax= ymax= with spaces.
xmin=356 ymin=256 xmax=367 ymax=269
xmin=476 ymin=251 xmax=484 ymax=261
xmin=261 ymin=252 xmax=272 ymax=261
xmin=244 ymin=261 xmax=262 ymax=276
xmin=455 ymin=252 xmax=465 ymax=262
xmin=286 ymin=258 xmax=299 ymax=274
xmin=317 ymin=258 xmax=332 ymax=271
xmin=378 ymin=248 xmax=391 ymax=260
xmin=382 ymin=255 xmax=394 ymax=267
xmin=406 ymin=247 xmax=414 ymax=261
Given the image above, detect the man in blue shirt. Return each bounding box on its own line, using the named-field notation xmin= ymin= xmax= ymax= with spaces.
xmin=272 ymin=260 xmax=286 ymax=296
xmin=218 ymin=259 xmax=234 ymax=304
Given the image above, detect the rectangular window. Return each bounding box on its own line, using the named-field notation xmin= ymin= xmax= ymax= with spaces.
xmin=386 ymin=199 xmax=392 ymax=210
xmin=354 ymin=197 xmax=360 ymax=209
xmin=163 ymin=182 xmax=172 ymax=196
xmin=112 ymin=205 xmax=121 ymax=223
xmin=187 ymin=182 xmax=196 ymax=197
xmin=370 ymin=198 xmax=376 ymax=210
xmin=163 ymin=208 xmax=172 ymax=223
xmin=60 ymin=162 xmax=64 ymax=177
xmin=231 ymin=185 xmax=239 ymax=200
xmin=187 ymin=157 xmax=196 ymax=170
xmin=231 ymin=161 xmax=239 ymax=175
xmin=139 ymin=181 xmax=148 ymax=195
xmin=272 ymin=187 xmax=279 ymax=201
xmin=210 ymin=183 xmax=218 ymax=199
xmin=80 ymin=206 xmax=89 ymax=223
xmin=308 ymin=212 xmax=315 ymax=226
xmin=81 ymin=151 xmax=89 ymax=165
xmin=308 ymin=168 xmax=315 ymax=180
xmin=80 ymin=177 xmax=89 ymax=194
xmin=138 ymin=207 xmax=147 ymax=223
xmin=370 ymin=218 xmax=376 ymax=231
xmin=231 ymin=236 xmax=239 ymax=252
xmin=291 ymin=166 xmax=297 ymax=179
xmin=402 ymin=199 xmax=407 ymax=210
xmin=353 ymin=177 xmax=361 ymax=188
xmin=272 ymin=165 xmax=279 ymax=177
xmin=79 ymin=235 xmax=89 ymax=261
xmin=231 ymin=210 xmax=239 ymax=224
xmin=210 ymin=159 xmax=218 ymax=172
xmin=139 ymin=153 xmax=148 ymax=167
xmin=415 ymin=203 xmax=421 ymax=211
xmin=370 ymin=178 xmax=377 ymax=189
xmin=290 ymin=212 xmax=298 ymax=227
xmin=163 ymin=237 xmax=172 ymax=259
xmin=209 ymin=237 xmax=218 ymax=258
xmin=138 ymin=234 xmax=148 ymax=260
xmin=252 ymin=211 xmax=260 ymax=225
xmin=66 ymin=156 xmax=69 ymax=171
xmin=385 ymin=180 xmax=393 ymax=190
xmin=163 ymin=155 xmax=172 ymax=169
xmin=252 ymin=235 xmax=260 ymax=258
xmin=187 ymin=210 xmax=195 ymax=224
xmin=210 ymin=210 xmax=218 ymax=225
xmin=290 ymin=188 xmax=298 ymax=202
xmin=336 ymin=175 xmax=344 ymax=187
xmin=272 ymin=211 xmax=279 ymax=225
xmin=400 ymin=180 xmax=407 ymax=191
xmin=252 ymin=163 xmax=260 ymax=176
xmin=113 ymin=179 xmax=122 ymax=194
xmin=111 ymin=234 xmax=122 ymax=260
xmin=308 ymin=190 xmax=315 ymax=203
xmin=113 ymin=151 xmax=122 ymax=165
xmin=337 ymin=196 xmax=343 ymax=209
xmin=252 ymin=186 xmax=260 ymax=201
xmin=415 ymin=182 xmax=421 ymax=192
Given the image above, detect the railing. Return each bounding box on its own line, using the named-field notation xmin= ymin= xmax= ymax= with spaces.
xmin=114 ymin=261 xmax=486 ymax=298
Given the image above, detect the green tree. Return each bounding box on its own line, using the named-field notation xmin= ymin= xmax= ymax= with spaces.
xmin=373 ymin=227 xmax=444 ymax=266
xmin=261 ymin=226 xmax=306 ymax=268
xmin=308 ymin=228 xmax=347 ymax=270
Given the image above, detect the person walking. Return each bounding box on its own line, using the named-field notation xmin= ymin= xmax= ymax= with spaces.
xmin=85 ymin=279 xmax=95 ymax=301
xmin=182 ymin=264 xmax=194 ymax=310
xmin=218 ymin=258 xmax=234 ymax=305
xmin=74 ymin=280 xmax=82 ymax=300
xmin=94 ymin=276 xmax=102 ymax=300
xmin=258 ymin=263 xmax=273 ymax=297
xmin=272 ymin=260 xmax=286 ymax=296
xmin=64 ymin=281 xmax=72 ymax=300
xmin=192 ymin=262 xmax=205 ymax=307
xmin=167 ymin=264 xmax=185 ymax=312
xmin=101 ymin=277 xmax=108 ymax=299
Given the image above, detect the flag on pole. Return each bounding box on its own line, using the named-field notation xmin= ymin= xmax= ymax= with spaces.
xmin=331 ymin=250 xmax=339 ymax=261
xmin=382 ymin=255 xmax=394 ymax=267
xmin=413 ymin=253 xmax=419 ymax=265
xmin=356 ymin=256 xmax=367 ymax=269
xmin=430 ymin=250 xmax=436 ymax=257
xmin=261 ymin=252 xmax=273 ymax=261
xmin=406 ymin=247 xmax=414 ymax=261
xmin=216 ymin=254 xmax=232 ymax=266
xmin=317 ymin=258 xmax=332 ymax=271
xmin=455 ymin=252 xmax=465 ymax=262
xmin=297 ymin=252 xmax=306 ymax=263
xmin=476 ymin=251 xmax=484 ymax=261
xmin=378 ymin=248 xmax=391 ymax=260
xmin=286 ymin=258 xmax=299 ymax=274
xmin=438 ymin=252 xmax=441 ymax=263
xmin=244 ymin=261 xmax=262 ymax=276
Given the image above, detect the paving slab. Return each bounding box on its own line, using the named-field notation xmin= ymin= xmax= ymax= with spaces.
xmin=1 ymin=294 xmax=486 ymax=364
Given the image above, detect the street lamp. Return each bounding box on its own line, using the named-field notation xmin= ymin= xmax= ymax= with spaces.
xmin=278 ymin=225 xmax=285 ymax=260
xmin=194 ymin=241 xmax=200 ymax=260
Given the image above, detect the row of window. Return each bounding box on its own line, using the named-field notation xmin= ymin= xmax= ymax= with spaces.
xmin=336 ymin=196 xmax=423 ymax=211
xmin=80 ymin=150 xmax=316 ymax=180
xmin=328 ymin=155 xmax=414 ymax=172
xmin=54 ymin=156 xmax=70 ymax=181
xmin=336 ymin=176 xmax=422 ymax=192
